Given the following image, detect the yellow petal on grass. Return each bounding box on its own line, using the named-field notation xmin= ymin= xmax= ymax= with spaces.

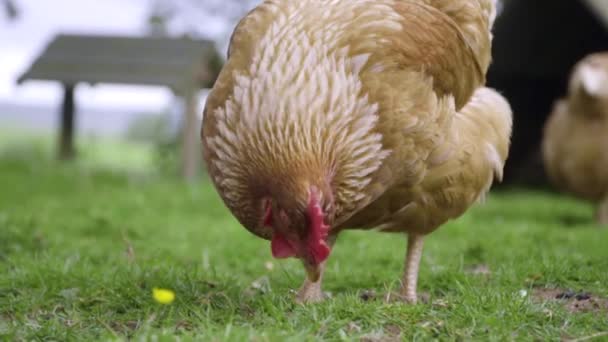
xmin=152 ymin=288 xmax=175 ymax=304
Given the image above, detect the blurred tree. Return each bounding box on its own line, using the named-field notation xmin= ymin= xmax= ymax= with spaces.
xmin=147 ymin=0 xmax=175 ymax=37
xmin=142 ymin=0 xmax=251 ymax=177
xmin=145 ymin=0 xmax=259 ymax=53
xmin=2 ymin=0 xmax=18 ymax=21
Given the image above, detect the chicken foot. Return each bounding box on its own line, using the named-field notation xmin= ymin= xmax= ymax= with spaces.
xmin=399 ymin=233 xmax=425 ymax=303
xmin=296 ymin=235 xmax=336 ymax=303
xmin=296 ymin=261 xmax=326 ymax=303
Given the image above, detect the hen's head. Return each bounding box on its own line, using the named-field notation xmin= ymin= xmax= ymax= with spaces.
xmin=262 ymin=182 xmax=335 ymax=275
xmin=569 ymin=53 xmax=608 ymax=115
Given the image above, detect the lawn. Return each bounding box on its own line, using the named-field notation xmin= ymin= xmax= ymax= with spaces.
xmin=1 ymin=137 xmax=607 ymax=341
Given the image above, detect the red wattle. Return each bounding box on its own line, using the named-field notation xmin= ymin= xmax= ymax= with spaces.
xmin=308 ymin=239 xmax=331 ymax=264
xmin=271 ymin=233 xmax=297 ymax=258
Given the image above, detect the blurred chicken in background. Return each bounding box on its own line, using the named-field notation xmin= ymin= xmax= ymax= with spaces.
xmin=542 ymin=52 xmax=608 ymax=225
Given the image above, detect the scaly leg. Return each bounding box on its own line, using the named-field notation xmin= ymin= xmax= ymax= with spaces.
xmin=296 ymin=236 xmax=336 ymax=303
xmin=296 ymin=261 xmax=326 ymax=303
xmin=596 ymin=197 xmax=608 ymax=226
xmin=399 ymin=233 xmax=425 ymax=303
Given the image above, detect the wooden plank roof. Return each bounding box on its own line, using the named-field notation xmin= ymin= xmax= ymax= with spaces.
xmin=18 ymin=34 xmax=222 ymax=90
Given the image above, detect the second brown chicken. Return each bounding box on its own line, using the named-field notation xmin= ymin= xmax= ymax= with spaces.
xmin=543 ymin=52 xmax=608 ymax=225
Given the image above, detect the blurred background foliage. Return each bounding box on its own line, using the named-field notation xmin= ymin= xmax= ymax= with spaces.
xmin=1 ymin=0 xmax=608 ymax=182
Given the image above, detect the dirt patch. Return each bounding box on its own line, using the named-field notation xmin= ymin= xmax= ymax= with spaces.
xmin=532 ymin=288 xmax=608 ymax=313
xmin=465 ymin=264 xmax=491 ymax=276
xmin=359 ymin=289 xmax=438 ymax=305
xmin=359 ymin=289 xmax=377 ymax=302
xmin=174 ymin=320 xmax=195 ymax=332
xmin=109 ymin=320 xmax=140 ymax=334
xmin=345 ymin=321 xmax=362 ymax=334
xmin=360 ymin=324 xmax=402 ymax=342
xmin=384 ymin=291 xmax=431 ymax=304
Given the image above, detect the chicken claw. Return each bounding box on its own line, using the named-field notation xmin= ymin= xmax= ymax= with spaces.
xmin=296 ymin=262 xmax=326 ymax=303
xmin=296 ymin=278 xmax=325 ymax=303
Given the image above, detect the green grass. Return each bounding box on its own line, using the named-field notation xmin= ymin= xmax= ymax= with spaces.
xmin=1 ymin=137 xmax=608 ymax=341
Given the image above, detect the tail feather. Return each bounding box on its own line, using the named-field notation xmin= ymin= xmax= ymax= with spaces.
xmin=457 ymin=87 xmax=513 ymax=185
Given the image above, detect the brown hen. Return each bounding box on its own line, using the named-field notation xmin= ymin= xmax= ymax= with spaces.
xmin=202 ymin=0 xmax=512 ymax=303
xmin=543 ymin=52 xmax=608 ymax=225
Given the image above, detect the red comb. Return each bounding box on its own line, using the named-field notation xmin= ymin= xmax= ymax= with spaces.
xmin=306 ymin=190 xmax=331 ymax=264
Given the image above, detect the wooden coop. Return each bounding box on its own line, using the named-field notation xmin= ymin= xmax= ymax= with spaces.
xmin=17 ymin=34 xmax=222 ymax=180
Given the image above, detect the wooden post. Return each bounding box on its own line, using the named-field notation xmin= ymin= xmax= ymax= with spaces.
xmin=59 ymin=83 xmax=76 ymax=160
xmin=180 ymin=86 xmax=201 ymax=181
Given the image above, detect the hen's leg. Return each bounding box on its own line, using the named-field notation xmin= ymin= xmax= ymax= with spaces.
xmin=596 ymin=197 xmax=608 ymax=226
xmin=400 ymin=233 xmax=424 ymax=303
xmin=296 ymin=236 xmax=336 ymax=303
xmin=296 ymin=261 xmax=326 ymax=303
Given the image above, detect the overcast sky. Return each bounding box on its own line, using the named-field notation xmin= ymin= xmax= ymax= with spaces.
xmin=0 ymin=0 xmax=229 ymax=110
